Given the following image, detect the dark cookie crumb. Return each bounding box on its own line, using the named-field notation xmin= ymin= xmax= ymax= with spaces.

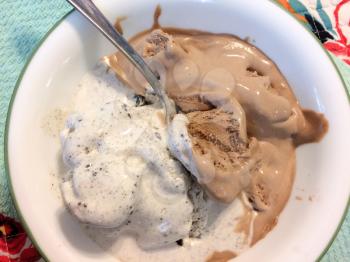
xmin=155 ymin=132 xmax=161 ymax=140
xmin=122 ymin=104 xmax=128 ymax=112
xmin=176 ymin=239 xmax=183 ymax=246
xmin=134 ymin=95 xmax=150 ymax=107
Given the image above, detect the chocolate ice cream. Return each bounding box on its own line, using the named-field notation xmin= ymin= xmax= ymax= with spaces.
xmin=104 ymin=25 xmax=327 ymax=246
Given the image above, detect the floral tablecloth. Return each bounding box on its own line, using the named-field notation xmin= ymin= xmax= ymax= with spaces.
xmin=0 ymin=0 xmax=349 ymax=261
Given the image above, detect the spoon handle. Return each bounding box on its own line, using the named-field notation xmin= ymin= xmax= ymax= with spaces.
xmin=67 ymin=0 xmax=174 ymax=121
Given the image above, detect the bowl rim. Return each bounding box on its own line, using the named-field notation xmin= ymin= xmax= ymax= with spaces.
xmin=4 ymin=1 xmax=350 ymax=261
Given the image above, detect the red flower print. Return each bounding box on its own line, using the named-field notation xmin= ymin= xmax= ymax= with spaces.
xmin=0 ymin=214 xmax=40 ymax=262
xmin=324 ymin=0 xmax=350 ymax=65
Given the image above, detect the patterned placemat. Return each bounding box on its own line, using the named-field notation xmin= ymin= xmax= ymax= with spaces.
xmin=0 ymin=0 xmax=349 ymax=261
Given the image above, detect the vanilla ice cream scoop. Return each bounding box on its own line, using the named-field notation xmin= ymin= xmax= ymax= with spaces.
xmin=60 ymin=64 xmax=193 ymax=249
xmin=61 ymin=153 xmax=141 ymax=227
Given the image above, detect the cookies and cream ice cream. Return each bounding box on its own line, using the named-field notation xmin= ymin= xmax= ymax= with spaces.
xmin=60 ymin=65 xmax=195 ymax=249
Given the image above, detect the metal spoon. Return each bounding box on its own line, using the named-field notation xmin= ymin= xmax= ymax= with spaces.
xmin=67 ymin=0 xmax=175 ymax=122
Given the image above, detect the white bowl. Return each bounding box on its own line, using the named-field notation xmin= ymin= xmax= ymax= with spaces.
xmin=5 ymin=0 xmax=350 ymax=261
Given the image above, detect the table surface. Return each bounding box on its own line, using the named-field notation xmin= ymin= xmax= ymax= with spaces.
xmin=0 ymin=0 xmax=349 ymax=261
